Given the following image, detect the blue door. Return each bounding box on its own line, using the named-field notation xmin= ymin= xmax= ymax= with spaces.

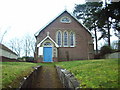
xmin=43 ymin=47 xmax=52 ymax=62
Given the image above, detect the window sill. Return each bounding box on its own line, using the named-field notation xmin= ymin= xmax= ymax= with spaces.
xmin=63 ymin=46 xmax=68 ymax=47
xmin=70 ymin=46 xmax=75 ymax=47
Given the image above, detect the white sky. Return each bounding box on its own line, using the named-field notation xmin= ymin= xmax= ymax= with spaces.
xmin=0 ymin=0 xmax=85 ymax=43
xmin=0 ymin=0 xmax=118 ymax=49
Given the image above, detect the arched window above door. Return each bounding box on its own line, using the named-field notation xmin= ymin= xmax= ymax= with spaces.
xmin=44 ymin=42 xmax=52 ymax=46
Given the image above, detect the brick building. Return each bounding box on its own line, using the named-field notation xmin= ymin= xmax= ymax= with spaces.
xmin=34 ymin=10 xmax=94 ymax=62
xmin=0 ymin=43 xmax=18 ymax=62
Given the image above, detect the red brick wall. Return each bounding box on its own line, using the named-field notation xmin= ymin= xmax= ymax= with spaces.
xmin=37 ymin=57 xmax=43 ymax=63
xmin=53 ymin=57 xmax=58 ymax=62
xmin=36 ymin=11 xmax=94 ymax=62
xmin=36 ymin=57 xmax=58 ymax=62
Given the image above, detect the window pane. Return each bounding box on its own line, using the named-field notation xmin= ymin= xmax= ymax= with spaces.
xmin=61 ymin=16 xmax=71 ymax=23
xmin=64 ymin=32 xmax=68 ymax=46
xmin=70 ymin=32 xmax=74 ymax=46
xmin=58 ymin=32 xmax=61 ymax=46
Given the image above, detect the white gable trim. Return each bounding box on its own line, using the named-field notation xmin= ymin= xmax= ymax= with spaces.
xmin=35 ymin=10 xmax=93 ymax=37
xmin=34 ymin=11 xmax=65 ymax=37
xmin=37 ymin=36 xmax=59 ymax=47
xmin=68 ymin=12 xmax=94 ymax=37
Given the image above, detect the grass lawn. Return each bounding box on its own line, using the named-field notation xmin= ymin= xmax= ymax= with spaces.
xmin=1 ymin=62 xmax=41 ymax=88
xmin=55 ymin=59 xmax=119 ymax=88
xmin=1 ymin=62 xmax=55 ymax=88
xmin=1 ymin=59 xmax=119 ymax=88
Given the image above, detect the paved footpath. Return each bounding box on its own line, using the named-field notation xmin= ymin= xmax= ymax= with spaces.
xmin=31 ymin=65 xmax=64 ymax=88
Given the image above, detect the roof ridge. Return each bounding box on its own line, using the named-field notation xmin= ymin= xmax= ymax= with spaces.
xmin=34 ymin=10 xmax=68 ymax=37
xmin=66 ymin=11 xmax=94 ymax=37
xmin=34 ymin=10 xmax=93 ymax=37
xmin=34 ymin=10 xmax=66 ymax=36
xmin=0 ymin=43 xmax=18 ymax=56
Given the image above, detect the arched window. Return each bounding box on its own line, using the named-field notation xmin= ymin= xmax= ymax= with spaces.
xmin=60 ymin=16 xmax=71 ymax=23
xmin=63 ymin=31 xmax=68 ymax=47
xmin=70 ymin=32 xmax=75 ymax=47
xmin=44 ymin=42 xmax=52 ymax=47
xmin=56 ymin=31 xmax=62 ymax=47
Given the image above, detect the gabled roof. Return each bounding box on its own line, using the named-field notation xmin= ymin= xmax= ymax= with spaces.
xmin=37 ymin=35 xmax=59 ymax=47
xmin=35 ymin=10 xmax=93 ymax=37
xmin=0 ymin=43 xmax=18 ymax=56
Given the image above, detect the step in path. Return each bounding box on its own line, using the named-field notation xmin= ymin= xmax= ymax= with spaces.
xmin=31 ymin=65 xmax=64 ymax=88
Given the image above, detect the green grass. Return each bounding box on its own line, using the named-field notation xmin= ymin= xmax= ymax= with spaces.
xmin=1 ymin=62 xmax=40 ymax=88
xmin=55 ymin=59 xmax=119 ymax=88
xmin=1 ymin=59 xmax=119 ymax=88
xmin=1 ymin=62 xmax=56 ymax=88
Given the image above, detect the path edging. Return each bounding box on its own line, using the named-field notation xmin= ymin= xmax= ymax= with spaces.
xmin=18 ymin=66 xmax=41 ymax=89
xmin=56 ymin=66 xmax=80 ymax=90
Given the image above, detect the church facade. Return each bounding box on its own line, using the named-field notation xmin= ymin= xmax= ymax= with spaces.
xmin=34 ymin=10 xmax=94 ymax=62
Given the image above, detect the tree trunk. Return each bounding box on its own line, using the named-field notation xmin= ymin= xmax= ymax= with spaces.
xmin=105 ymin=0 xmax=111 ymax=47
xmin=107 ymin=18 xmax=111 ymax=47
xmin=25 ymin=39 xmax=28 ymax=57
xmin=94 ymin=27 xmax=98 ymax=54
xmin=118 ymin=39 xmax=120 ymax=51
xmin=118 ymin=31 xmax=120 ymax=51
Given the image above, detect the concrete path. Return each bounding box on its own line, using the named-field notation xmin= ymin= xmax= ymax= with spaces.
xmin=32 ymin=65 xmax=64 ymax=88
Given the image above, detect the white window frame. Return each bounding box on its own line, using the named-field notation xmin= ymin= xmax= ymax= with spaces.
xmin=60 ymin=16 xmax=71 ymax=23
xmin=43 ymin=41 xmax=53 ymax=47
xmin=70 ymin=31 xmax=75 ymax=47
xmin=56 ymin=30 xmax=62 ymax=47
xmin=63 ymin=31 xmax=68 ymax=47
xmin=52 ymin=47 xmax=57 ymax=57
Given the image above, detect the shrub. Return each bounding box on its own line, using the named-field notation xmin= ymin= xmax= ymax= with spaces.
xmin=26 ymin=57 xmax=34 ymax=62
xmin=19 ymin=56 xmax=34 ymax=62
xmin=100 ymin=46 xmax=114 ymax=58
xmin=94 ymin=53 xmax=101 ymax=59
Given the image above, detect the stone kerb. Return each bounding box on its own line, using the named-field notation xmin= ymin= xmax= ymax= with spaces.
xmin=18 ymin=66 xmax=41 ymax=89
xmin=56 ymin=66 xmax=80 ymax=90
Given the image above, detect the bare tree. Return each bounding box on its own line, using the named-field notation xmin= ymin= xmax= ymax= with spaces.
xmin=8 ymin=34 xmax=35 ymax=57
xmin=23 ymin=34 xmax=35 ymax=57
xmin=0 ymin=26 xmax=11 ymax=44
xmin=0 ymin=30 xmax=7 ymax=44
xmin=9 ymin=38 xmax=23 ymax=57
xmin=30 ymin=37 xmax=36 ymax=54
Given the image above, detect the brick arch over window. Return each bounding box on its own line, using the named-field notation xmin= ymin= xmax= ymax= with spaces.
xmin=56 ymin=30 xmax=62 ymax=47
xmin=70 ymin=31 xmax=75 ymax=47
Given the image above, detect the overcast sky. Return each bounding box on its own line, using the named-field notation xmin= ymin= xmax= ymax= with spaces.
xmin=0 ymin=0 xmax=86 ymax=43
xmin=0 ymin=0 xmax=118 ymax=50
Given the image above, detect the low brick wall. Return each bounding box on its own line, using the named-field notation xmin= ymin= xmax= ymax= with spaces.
xmin=36 ymin=57 xmax=43 ymax=62
xmin=53 ymin=57 xmax=58 ymax=62
xmin=18 ymin=66 xmax=41 ymax=89
xmin=56 ymin=66 xmax=80 ymax=89
xmin=0 ymin=56 xmax=18 ymax=62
